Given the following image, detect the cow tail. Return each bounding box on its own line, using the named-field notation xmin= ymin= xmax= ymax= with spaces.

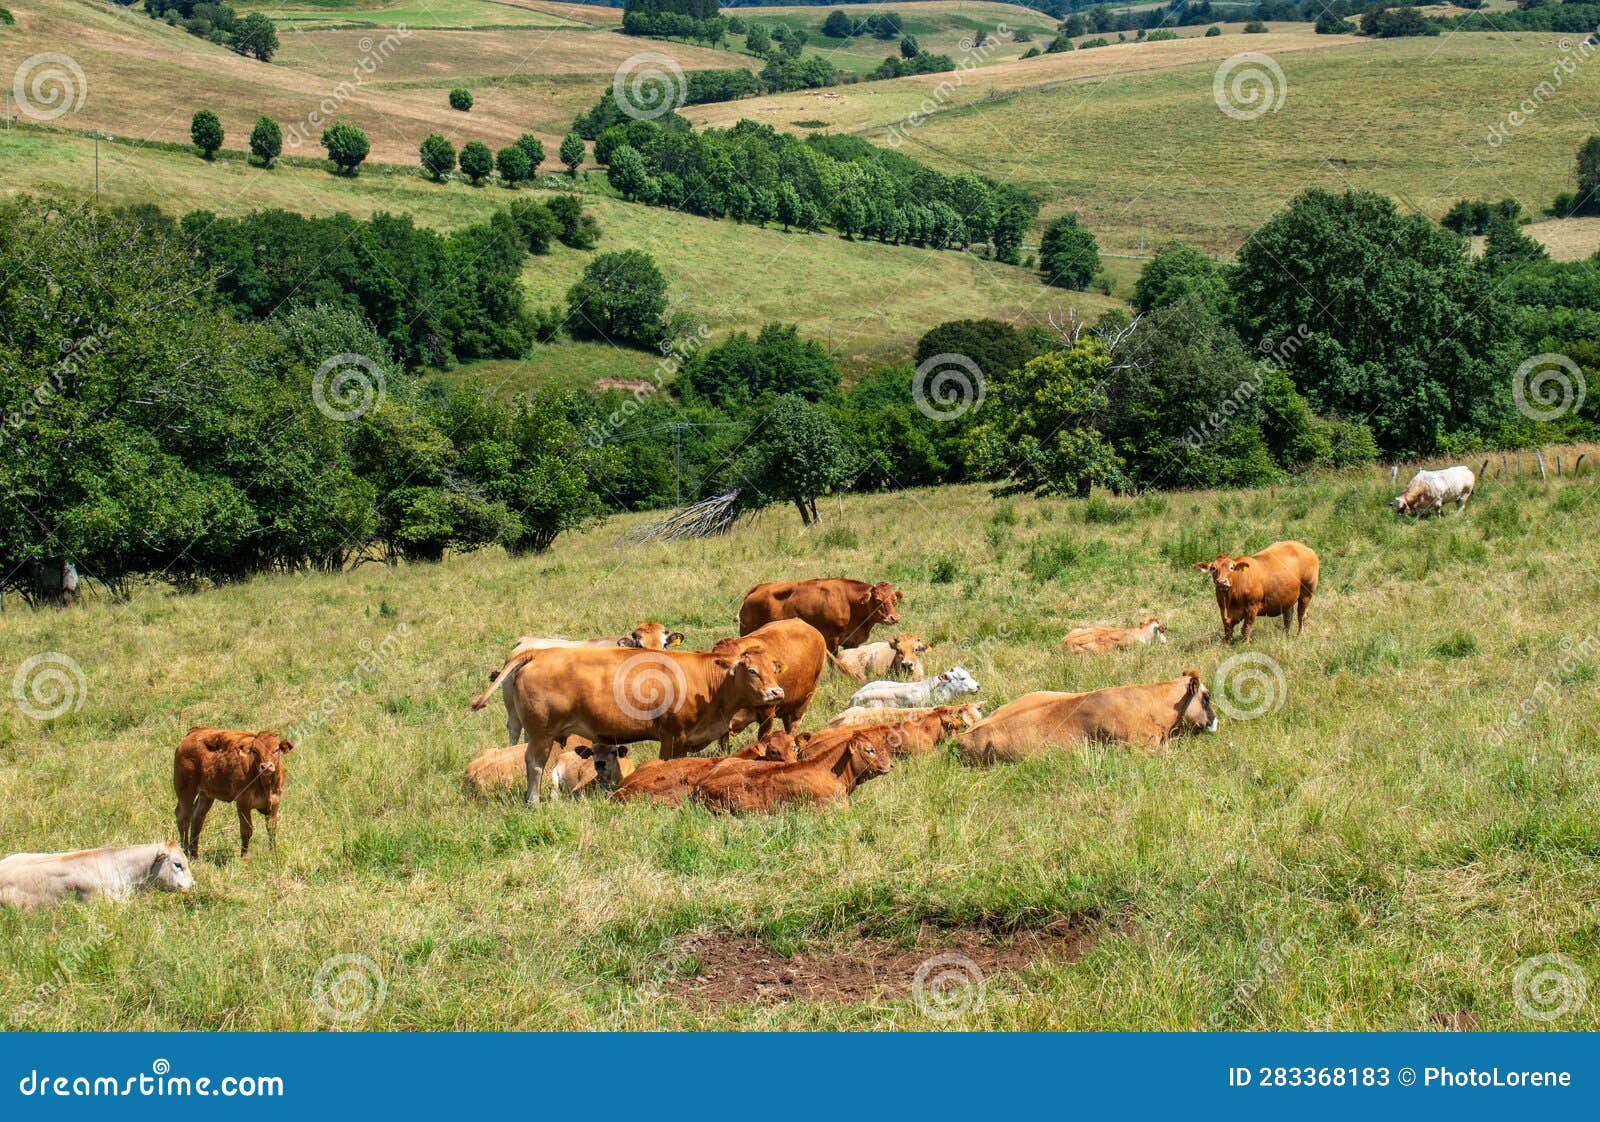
xmin=825 ymin=649 xmax=866 ymax=682
xmin=469 ymin=650 xmax=534 ymax=711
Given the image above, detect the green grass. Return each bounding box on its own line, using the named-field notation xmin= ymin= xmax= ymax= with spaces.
xmin=3 ymin=464 xmax=1599 ymax=1029
xmin=429 ymin=343 xmax=665 ymax=400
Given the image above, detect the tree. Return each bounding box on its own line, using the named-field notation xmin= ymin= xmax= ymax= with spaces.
xmin=1577 ymin=135 xmax=1600 ymax=211
xmin=915 ymin=319 xmax=1049 ymax=386
xmin=190 ymin=110 xmax=223 ymax=160
xmin=458 ymin=140 xmax=493 ymax=185
xmin=1315 ymin=11 xmax=1355 ymax=33
xmin=900 ymin=35 xmax=919 ymax=58
xmin=1483 ymin=214 xmax=1548 ymax=272
xmin=496 ymin=143 xmax=532 ymax=187
xmin=514 ymin=133 xmax=545 ymax=173
xmin=449 ymin=87 xmax=473 ymax=111
xmin=231 ymin=12 xmax=278 ymax=61
xmin=566 ymin=249 xmax=667 ymax=348
xmin=744 ymin=22 xmax=771 ymax=53
xmin=419 ymin=133 xmax=457 ymax=181
xmin=964 ymin=341 xmax=1125 ymax=497
xmin=1133 ymin=242 xmax=1227 ymax=313
xmin=1361 ymin=6 xmax=1436 ymax=36
xmin=1205 ymin=24 xmax=1221 ymax=35
xmin=1231 ymin=188 xmax=1514 ymax=454
xmin=823 ymin=9 xmax=855 ymax=38
xmin=607 ymin=144 xmax=649 ymax=199
xmin=321 ymin=123 xmax=369 ymax=176
xmin=1039 ymin=213 xmax=1100 ymax=289
xmin=735 ymin=395 xmax=851 ymax=525
xmin=248 ymin=116 xmax=281 ymax=167
xmin=680 ymin=323 xmax=839 ymax=408
xmin=559 ymin=132 xmax=585 ymax=177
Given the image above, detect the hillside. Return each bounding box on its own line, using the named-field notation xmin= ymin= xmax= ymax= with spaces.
xmin=2 ymin=466 xmax=1597 ymax=1028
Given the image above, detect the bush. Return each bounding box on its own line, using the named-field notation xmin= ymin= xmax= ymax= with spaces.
xmin=248 ymin=116 xmax=281 ymax=167
xmin=566 ymin=249 xmax=667 ymax=348
xmin=1315 ymin=11 xmax=1356 ymax=33
xmin=1205 ymin=25 xmax=1221 ymax=35
xmin=449 ymin=87 xmax=473 ymax=111
xmin=321 ymin=122 xmax=369 ymax=176
xmin=496 ymin=144 xmax=532 ymax=186
xmin=1243 ymin=20 xmax=1268 ymax=33
xmin=513 ymin=133 xmax=545 ymax=172
xmin=419 ymin=133 xmax=456 ymax=181
xmin=458 ymin=140 xmax=493 ymax=185
xmin=559 ymin=132 xmax=585 ymax=176
xmin=190 ymin=109 xmax=223 ymax=159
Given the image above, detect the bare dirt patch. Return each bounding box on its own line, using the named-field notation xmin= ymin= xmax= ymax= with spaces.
xmin=665 ymin=914 xmax=1102 ymax=1008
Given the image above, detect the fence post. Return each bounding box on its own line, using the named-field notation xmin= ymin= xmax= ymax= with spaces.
xmin=1535 ymin=450 xmax=1546 ymax=482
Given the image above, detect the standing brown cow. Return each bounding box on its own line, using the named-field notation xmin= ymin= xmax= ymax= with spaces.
xmin=710 ymin=619 xmax=826 ymax=747
xmin=173 ymin=728 xmax=293 ymax=859
xmin=737 ymin=578 xmax=902 ymax=652
xmin=1195 ymin=540 xmax=1320 ymax=642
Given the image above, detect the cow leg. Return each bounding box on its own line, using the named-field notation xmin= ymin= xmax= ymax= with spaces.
xmin=524 ymin=736 xmax=557 ymax=806
xmin=1241 ymin=609 xmax=1258 ymax=642
xmin=175 ymin=791 xmax=195 ymax=858
xmin=757 ymin=706 xmax=778 ymax=739
xmin=1297 ymin=596 xmax=1310 ymax=634
xmin=186 ymin=794 xmax=214 ymax=860
xmin=236 ymin=803 xmax=254 ymax=859
xmin=1281 ymin=611 xmax=1292 ymax=634
xmin=1221 ymin=615 xmax=1236 ymax=643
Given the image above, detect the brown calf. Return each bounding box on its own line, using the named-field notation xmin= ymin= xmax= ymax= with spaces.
xmin=613 ymin=731 xmax=800 ymax=808
xmin=802 ymin=705 xmax=982 ymax=760
xmin=690 ymin=734 xmax=893 ymax=814
xmin=173 ymin=728 xmax=294 ymax=859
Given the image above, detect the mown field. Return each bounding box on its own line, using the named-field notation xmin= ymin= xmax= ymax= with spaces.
xmin=2 ymin=459 xmax=1598 ymax=1030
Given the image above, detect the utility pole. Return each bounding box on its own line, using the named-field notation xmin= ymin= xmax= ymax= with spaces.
xmin=668 ymin=422 xmax=687 ymax=507
xmin=94 ymin=134 xmax=99 ymax=201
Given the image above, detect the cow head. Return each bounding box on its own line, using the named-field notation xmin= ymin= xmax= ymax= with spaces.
xmin=1142 ymin=618 xmax=1168 ymax=643
xmin=715 ymin=649 xmax=786 ymax=706
xmin=620 ymin=622 xmax=684 ymax=650
xmin=868 ymin=582 xmax=903 ymax=626
xmin=575 ymin=743 xmax=632 ymax=789
xmin=936 ymin=704 xmax=984 ymax=735
xmin=149 ymin=841 xmax=194 ymax=893
xmin=844 ymin=736 xmax=895 ymax=784
xmin=754 ymin=729 xmax=800 ymax=762
xmin=1195 ymin=556 xmax=1249 ymax=592
xmin=248 ymin=732 xmax=293 ymax=779
xmin=935 ymin=667 xmax=981 ymax=696
xmin=1177 ymin=670 xmax=1218 ymax=735
xmin=1391 ymin=484 xmax=1426 ymax=516
xmin=890 ymin=634 xmax=927 ymax=675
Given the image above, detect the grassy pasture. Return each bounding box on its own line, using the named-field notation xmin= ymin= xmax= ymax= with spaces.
xmin=2 ymin=460 xmax=1598 ymax=1029
xmin=235 ymin=0 xmax=616 ymax=29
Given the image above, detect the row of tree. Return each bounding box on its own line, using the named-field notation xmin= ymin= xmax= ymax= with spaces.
xmin=136 ymin=0 xmax=278 ymax=60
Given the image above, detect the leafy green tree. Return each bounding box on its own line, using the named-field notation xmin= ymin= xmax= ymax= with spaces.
xmin=449 ymin=87 xmax=473 ymax=111
xmin=190 ymin=110 xmax=223 ymax=159
xmin=1205 ymin=25 xmax=1221 ymax=36
xmin=321 ymin=123 xmax=370 ymax=175
xmin=606 ymin=143 xmax=649 ymax=199
xmin=1231 ymin=188 xmax=1514 ymax=454
xmin=1577 ymin=135 xmax=1600 ymax=211
xmin=823 ymin=9 xmax=855 ymax=37
xmin=734 ymin=394 xmax=851 ymax=525
xmin=231 ymin=12 xmax=278 ymax=61
xmin=1483 ymin=214 xmax=1548 ymax=272
xmin=900 ymin=35 xmax=919 ymax=58
xmin=1315 ymin=11 xmax=1355 ymax=33
xmin=566 ymin=249 xmax=667 ymax=348
xmin=248 ymin=116 xmax=282 ymax=167
xmin=744 ymin=22 xmax=771 ymax=53
xmin=964 ymin=340 xmax=1125 ymax=497
xmin=775 ymin=183 xmax=802 ymax=230
xmin=496 ymin=144 xmax=532 ymax=186
xmin=419 ymin=133 xmax=456 ymax=181
xmin=458 ymin=140 xmax=493 ymax=185
xmin=833 ymin=192 xmax=867 ymax=239
xmin=559 ymin=132 xmax=585 ymax=176
xmin=680 ymin=323 xmax=839 ymax=408
xmin=915 ymin=319 xmax=1049 ymax=385
xmin=546 ymin=194 xmax=601 ymax=249
xmin=1039 ymin=213 xmax=1100 ymax=289
xmin=513 ymin=133 xmax=545 ymax=173
xmin=1133 ymin=242 xmax=1227 ymax=313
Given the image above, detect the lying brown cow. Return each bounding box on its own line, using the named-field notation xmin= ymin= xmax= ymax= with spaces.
xmin=710 ymin=619 xmax=826 ymax=748
xmin=691 ymin=734 xmax=893 ymax=813
xmin=825 ymin=634 xmax=929 ymax=683
xmin=465 ymin=736 xmax=624 ymax=796
xmin=805 ymin=704 xmax=983 ymax=759
xmin=613 ymin=731 xmax=800 ymax=807
xmin=173 ymin=728 xmax=294 ymax=859
xmin=1195 ymin=541 xmax=1320 ymax=642
xmin=956 ymin=671 xmax=1217 ymax=763
xmin=467 ymin=621 xmax=682 ymax=717
xmin=738 ymin=578 xmax=902 ymax=653
xmin=1058 ymin=618 xmax=1166 ymax=653
xmin=500 ymin=646 xmax=785 ymax=803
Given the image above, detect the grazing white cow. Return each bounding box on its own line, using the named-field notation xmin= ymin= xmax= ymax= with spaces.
xmin=848 ymin=667 xmax=980 ymax=710
xmin=1393 ymin=466 xmax=1475 ymax=517
xmin=0 ymin=842 xmax=194 ymax=908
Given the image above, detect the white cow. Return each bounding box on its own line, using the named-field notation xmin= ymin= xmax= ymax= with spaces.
xmin=848 ymin=667 xmax=980 ymax=710
xmin=0 ymin=842 xmax=194 ymax=909
xmin=1393 ymin=466 xmax=1475 ymax=516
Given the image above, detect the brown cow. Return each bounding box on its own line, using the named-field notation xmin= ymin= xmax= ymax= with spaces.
xmin=1058 ymin=618 xmax=1166 ymax=653
xmin=1195 ymin=540 xmax=1320 ymax=642
xmin=825 ymin=634 xmax=929 ymax=683
xmin=738 ymin=578 xmax=902 ymax=653
xmin=613 ymin=731 xmax=800 ymax=807
xmin=465 ymin=736 xmax=604 ymax=795
xmin=710 ymin=619 xmax=826 ymax=748
xmin=501 ymin=646 xmax=786 ymax=804
xmin=467 ymin=621 xmax=682 ymax=717
xmin=173 ymin=728 xmax=294 ymax=859
xmin=690 ymin=734 xmax=893 ymax=813
xmin=804 ymin=704 xmax=983 ymax=759
xmin=956 ymin=671 xmax=1217 ymax=763
xmin=548 ymin=743 xmax=636 ymax=798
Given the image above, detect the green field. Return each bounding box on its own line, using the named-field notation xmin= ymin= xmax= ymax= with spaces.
xmin=4 ymin=464 xmax=1599 ymax=1029
xmin=234 ymin=0 xmax=607 ymax=29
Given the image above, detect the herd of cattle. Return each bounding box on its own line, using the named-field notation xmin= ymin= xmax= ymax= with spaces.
xmin=0 ymin=464 xmax=1479 ymax=908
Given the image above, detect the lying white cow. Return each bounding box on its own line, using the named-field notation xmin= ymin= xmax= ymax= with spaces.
xmin=849 ymin=667 xmax=980 ymax=710
xmin=1393 ymin=466 xmax=1475 ymax=517
xmin=0 ymin=841 xmax=194 ymax=908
